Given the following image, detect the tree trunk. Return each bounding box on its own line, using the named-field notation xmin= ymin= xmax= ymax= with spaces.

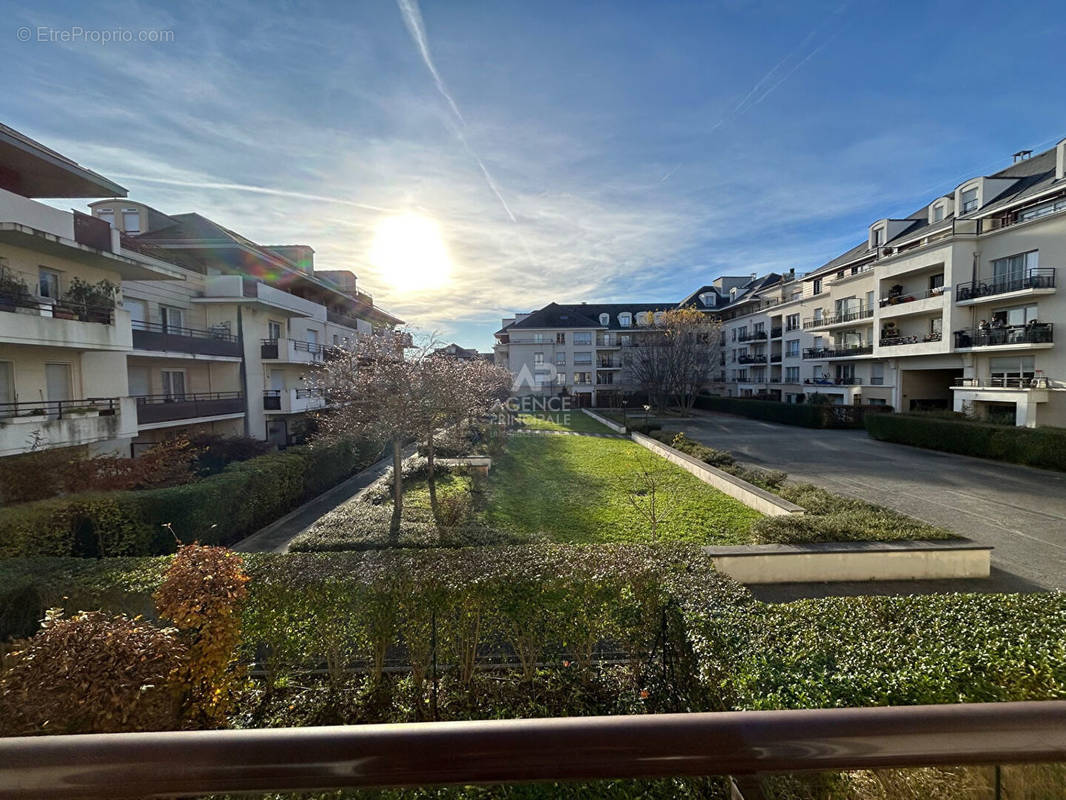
xmin=426 ymin=430 xmax=440 ymax=523
xmin=390 ymin=438 xmax=403 ymax=537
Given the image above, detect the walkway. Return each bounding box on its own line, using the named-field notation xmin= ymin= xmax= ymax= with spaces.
xmin=510 ymin=430 xmax=628 ymax=439
xmin=232 ymin=448 xmax=409 ymax=554
xmin=678 ymin=412 xmax=1066 ymax=590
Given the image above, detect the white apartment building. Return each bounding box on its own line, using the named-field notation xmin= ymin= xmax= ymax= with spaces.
xmin=0 ymin=123 xmax=402 ymax=460
xmin=497 ymin=137 xmax=1066 ymax=427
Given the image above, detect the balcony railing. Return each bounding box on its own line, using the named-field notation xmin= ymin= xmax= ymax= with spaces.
xmin=0 ymin=396 xmax=118 ymax=420
xmin=134 ymin=392 xmax=244 ymax=424
xmin=260 ymin=338 xmax=324 ymax=361
xmin=769 ymin=327 xmax=782 ymax=338
xmin=802 ymin=307 xmax=874 ymax=329
xmin=263 ymin=390 xmax=282 ymax=410
xmin=954 ymin=376 xmax=1051 ymax=389
xmin=769 ymin=354 xmax=782 ymax=363
xmin=880 ymin=332 xmax=942 ymax=347
xmin=2 ymin=702 xmax=1062 ymax=799
xmin=954 ymin=324 xmax=1053 ymax=349
xmin=736 ymin=331 xmax=768 ymax=342
xmin=955 ymin=268 xmax=1056 ymax=302
xmin=132 ymin=321 xmax=240 ymax=357
xmin=0 ymin=291 xmax=114 ymax=324
xmin=802 ymin=344 xmax=873 ymax=359
xmin=879 ymin=287 xmax=946 ymax=308
xmin=737 ymin=354 xmax=767 ymax=364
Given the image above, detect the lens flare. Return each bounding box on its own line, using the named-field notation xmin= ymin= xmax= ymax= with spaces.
xmin=370 ymin=213 xmax=452 ymax=292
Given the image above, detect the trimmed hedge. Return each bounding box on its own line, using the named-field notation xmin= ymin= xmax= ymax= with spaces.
xmin=694 ymin=395 xmax=889 ymax=429
xmin=0 ymin=439 xmax=381 ymax=558
xmin=865 ymin=413 xmax=1066 ymax=471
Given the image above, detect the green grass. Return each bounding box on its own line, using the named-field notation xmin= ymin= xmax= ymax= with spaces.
xmin=517 ymin=411 xmax=615 ymax=435
xmin=483 ymin=434 xmax=761 ymax=545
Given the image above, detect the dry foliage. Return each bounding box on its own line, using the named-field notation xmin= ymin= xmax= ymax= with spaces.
xmin=154 ymin=544 xmax=250 ymax=726
xmin=627 ymin=307 xmax=721 ymax=411
xmin=0 ymin=609 xmax=186 ymax=736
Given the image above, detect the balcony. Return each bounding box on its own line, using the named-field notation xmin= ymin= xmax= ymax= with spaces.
xmin=769 ymin=327 xmax=782 ymax=338
xmin=0 ymin=291 xmax=130 ymax=351
xmin=879 ymin=287 xmax=946 ymax=308
xmin=954 ymin=324 xmax=1053 ymax=350
xmin=596 ymin=334 xmax=621 ymax=348
xmin=736 ymin=331 xmax=768 ymax=342
xmin=737 ymin=354 xmax=767 ymax=364
xmin=597 ymin=359 xmax=621 ymax=369
xmin=880 ymin=332 xmax=942 ymax=347
xmin=802 ymin=344 xmax=873 ymax=359
xmin=802 ymin=307 xmax=874 ymax=330
xmin=135 ymin=392 xmax=244 ymax=425
xmin=260 ymin=338 xmax=324 ymax=363
xmin=326 ymin=309 xmax=372 ymax=334
xmin=0 ymin=396 xmax=128 ymax=457
xmin=263 ymin=388 xmax=327 ymax=413
xmin=769 ymin=353 xmax=782 ymax=363
xmin=955 ymin=268 xmax=1056 ymax=304
xmin=132 ymin=321 xmax=240 ymax=358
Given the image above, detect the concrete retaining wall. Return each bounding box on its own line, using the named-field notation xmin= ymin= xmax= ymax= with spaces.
xmin=630 ymin=431 xmax=804 ymax=517
xmin=704 ymin=540 xmax=992 ymax=583
xmin=581 ymin=408 xmax=627 ymax=434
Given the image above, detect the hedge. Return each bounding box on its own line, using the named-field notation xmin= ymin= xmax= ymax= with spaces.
xmin=694 ymin=395 xmax=889 ymax=429
xmin=0 ymin=439 xmax=381 ymax=558
xmin=865 ymin=413 xmax=1066 ymax=471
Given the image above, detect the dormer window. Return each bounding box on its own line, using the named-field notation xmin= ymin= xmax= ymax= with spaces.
xmin=653 ymin=311 xmax=664 ymax=325
xmin=699 ymin=292 xmax=716 ymax=307
xmin=618 ymin=312 xmax=632 ymax=328
xmin=961 ymin=187 xmax=978 ymax=213
xmin=599 ymin=313 xmax=609 ymax=326
xmin=872 ymin=227 xmax=885 ymax=247
xmin=932 ymin=203 xmax=945 ymax=223
xmin=96 ymin=209 xmax=114 ymax=226
xmin=122 ymin=209 xmax=141 ymax=235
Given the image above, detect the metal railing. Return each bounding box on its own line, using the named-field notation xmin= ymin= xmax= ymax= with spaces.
xmin=802 ymin=307 xmax=874 ymax=329
xmin=879 ymin=287 xmax=946 ymax=308
xmin=954 ymin=376 xmax=1051 ymax=389
xmin=0 ymin=291 xmax=114 ymax=324
xmin=0 ymin=397 xmax=118 ymax=420
xmin=802 ymin=344 xmax=873 ymax=359
xmin=955 ymin=268 xmax=1056 ymax=302
xmin=737 ymin=354 xmax=767 ymax=364
xmin=880 ymin=332 xmax=942 ymax=347
xmin=133 ymin=320 xmax=239 ymax=356
xmin=263 ymin=389 xmax=282 ymax=410
xmin=260 ymin=338 xmax=324 ymax=360
xmin=736 ymin=331 xmax=768 ymax=342
xmin=1 ymin=702 xmax=1062 ymax=799
xmin=954 ymin=323 xmax=1053 ymax=349
xmin=134 ymin=391 xmax=244 ymax=424
xmin=769 ymin=327 xmax=782 ymax=338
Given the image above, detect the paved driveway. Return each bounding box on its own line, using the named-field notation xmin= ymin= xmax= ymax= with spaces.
xmin=680 ymin=412 xmax=1066 ymax=591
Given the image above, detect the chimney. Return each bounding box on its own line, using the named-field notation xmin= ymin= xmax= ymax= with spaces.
xmin=1057 ymin=138 xmax=1066 ymax=181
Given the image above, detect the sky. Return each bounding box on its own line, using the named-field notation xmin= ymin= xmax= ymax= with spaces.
xmin=3 ymin=0 xmax=1066 ymax=350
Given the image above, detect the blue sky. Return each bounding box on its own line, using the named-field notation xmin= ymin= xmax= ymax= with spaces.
xmin=4 ymin=0 xmax=1066 ymax=349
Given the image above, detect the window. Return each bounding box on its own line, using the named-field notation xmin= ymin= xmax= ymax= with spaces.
xmin=268 ymin=320 xmax=282 ymax=341
xmin=573 ymin=372 xmax=592 ymax=384
xmin=96 ymin=209 xmax=115 ymax=225
xmin=533 ymin=352 xmax=544 ymax=366
xmin=930 ymin=273 xmax=944 ymax=290
xmin=990 ymin=356 xmax=1035 ymax=387
xmin=618 ymin=312 xmax=631 ymax=328
xmin=872 ymin=228 xmax=884 ymax=246
xmin=333 ymin=334 xmax=339 ymax=345
xmin=785 ymin=339 xmax=799 ymax=357
xmin=992 ymin=251 xmax=1038 ymax=289
xmin=653 ymin=311 xmax=664 ymax=325
xmin=555 ymin=332 xmax=566 ymax=344
xmin=556 ymin=372 xmax=566 ymax=384
xmin=870 ymin=362 xmax=885 ymax=385
xmin=573 ymin=351 xmax=592 ymax=365
xmin=555 ymin=352 xmax=566 ymax=365
xmin=599 ymin=313 xmax=609 ymax=326
xmin=38 ymin=268 xmax=60 ymax=299
xmin=866 ymin=291 xmax=875 ymax=309
xmin=813 ymin=307 xmax=823 ymax=323
xmin=812 ymin=278 xmax=822 ymax=295
xmin=161 ymin=369 xmax=186 ymax=400
xmin=122 ymin=210 xmax=141 ymax=234
xmin=785 ymin=366 xmax=799 ymax=383
xmin=533 ymin=333 xmax=547 ymax=344
xmin=124 ymin=298 xmax=147 ymax=329
xmin=1018 ymin=197 xmax=1066 ymax=222
xmin=573 ymin=332 xmax=592 ymax=345
xmin=993 ymin=303 xmax=1039 ymax=328
xmin=961 ymin=187 xmax=978 ymax=213
xmin=306 ymin=329 xmax=318 ymax=348
xmin=0 ymin=361 xmax=12 ymax=405
xmin=933 ymin=204 xmax=944 ymax=222
xmin=786 ymin=313 xmax=800 ymax=331
xmin=868 ymin=398 xmax=887 ymax=406
xmin=753 ymin=321 xmax=765 ymax=333
xmin=161 ymin=305 xmax=185 ymax=333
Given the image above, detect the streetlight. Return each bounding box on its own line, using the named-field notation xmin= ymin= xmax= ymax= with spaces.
xmin=643 ymin=404 xmax=651 ymax=427
xmin=622 ymin=398 xmax=628 ymax=427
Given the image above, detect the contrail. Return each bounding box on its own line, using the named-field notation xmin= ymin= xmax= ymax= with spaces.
xmin=395 ymin=0 xmax=517 ymax=223
xmin=108 ymin=174 xmax=398 ymax=213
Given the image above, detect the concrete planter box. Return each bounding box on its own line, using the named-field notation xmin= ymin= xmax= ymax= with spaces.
xmin=436 ymin=456 xmax=492 ymax=475
xmin=630 ymin=432 xmax=804 ymax=518
xmin=704 ymin=540 xmax=992 ymax=584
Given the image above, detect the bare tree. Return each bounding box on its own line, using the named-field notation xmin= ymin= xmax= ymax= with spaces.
xmin=622 ymin=450 xmax=678 ymax=541
xmin=627 ymin=308 xmax=721 ymax=411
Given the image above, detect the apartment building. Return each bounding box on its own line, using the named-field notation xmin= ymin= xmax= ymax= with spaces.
xmin=0 ymin=123 xmax=402 ymax=460
xmin=493 ymin=302 xmax=677 ymax=407
xmin=706 ymin=137 xmax=1066 ymax=427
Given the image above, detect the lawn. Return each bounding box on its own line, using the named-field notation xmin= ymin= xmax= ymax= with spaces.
xmin=517 ymin=411 xmax=615 ymax=435
xmin=484 ymin=433 xmax=761 ymax=545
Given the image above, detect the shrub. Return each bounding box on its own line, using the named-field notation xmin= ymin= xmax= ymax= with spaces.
xmin=651 ymin=430 xmax=786 ymax=491
xmin=0 ymin=609 xmax=185 ymax=735
xmin=187 ymin=434 xmax=272 ymax=476
xmin=865 ymin=413 xmax=1066 ymax=472
xmin=155 ymin=545 xmax=249 ymax=726
xmin=0 ymin=438 xmax=380 ymax=558
xmin=694 ymin=395 xmax=890 ymax=429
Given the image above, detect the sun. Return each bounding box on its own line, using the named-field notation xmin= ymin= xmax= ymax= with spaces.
xmin=369 ymin=213 xmax=452 ymax=292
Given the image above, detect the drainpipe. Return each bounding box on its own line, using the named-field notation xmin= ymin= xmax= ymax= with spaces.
xmin=237 ymin=304 xmax=250 ymax=437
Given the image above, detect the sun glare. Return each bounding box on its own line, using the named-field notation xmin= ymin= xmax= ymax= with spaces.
xmin=370 ymin=213 xmax=452 ymax=292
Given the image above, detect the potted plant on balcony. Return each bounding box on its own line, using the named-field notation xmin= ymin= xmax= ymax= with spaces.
xmin=0 ymin=266 xmax=30 ymax=313
xmin=63 ymin=278 xmax=119 ymax=323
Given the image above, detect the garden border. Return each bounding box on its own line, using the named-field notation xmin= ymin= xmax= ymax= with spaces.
xmin=703 ymin=540 xmax=993 ymax=583
xmin=581 ymin=408 xmax=627 ymax=434
xmin=629 ymin=431 xmax=804 ymax=518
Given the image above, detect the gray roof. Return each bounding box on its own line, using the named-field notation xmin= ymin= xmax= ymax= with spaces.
xmin=500 ymin=301 xmax=679 ymax=332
